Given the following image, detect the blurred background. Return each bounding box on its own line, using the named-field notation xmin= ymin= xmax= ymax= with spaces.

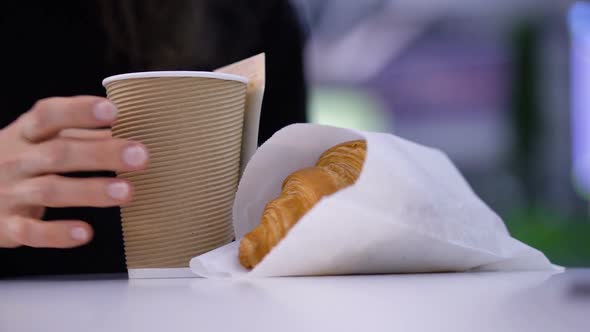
xmin=290 ymin=0 xmax=590 ymax=267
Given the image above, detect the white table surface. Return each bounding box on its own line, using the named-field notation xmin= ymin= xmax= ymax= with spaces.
xmin=1 ymin=269 xmax=588 ymax=332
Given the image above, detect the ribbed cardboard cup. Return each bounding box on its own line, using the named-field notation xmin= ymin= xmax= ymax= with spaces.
xmin=102 ymin=71 xmax=248 ymax=277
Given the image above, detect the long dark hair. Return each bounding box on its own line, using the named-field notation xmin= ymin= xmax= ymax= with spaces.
xmin=97 ymin=0 xmax=275 ymax=70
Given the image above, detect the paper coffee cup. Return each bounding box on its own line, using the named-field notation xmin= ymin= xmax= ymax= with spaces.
xmin=102 ymin=71 xmax=248 ymax=278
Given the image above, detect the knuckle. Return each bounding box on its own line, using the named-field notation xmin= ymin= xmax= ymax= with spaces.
xmin=0 ymin=186 xmax=16 ymax=207
xmin=29 ymin=99 xmax=52 ymax=124
xmin=2 ymin=241 xmax=21 ymax=248
xmin=29 ymin=99 xmax=45 ymax=114
xmin=0 ymin=233 xmax=22 ymax=248
xmin=41 ymin=141 xmax=70 ymax=168
xmin=27 ymin=175 xmax=59 ymax=206
xmin=0 ymin=195 xmax=9 ymax=211
xmin=79 ymin=141 xmax=104 ymax=167
xmin=28 ymin=97 xmax=65 ymax=132
xmin=31 ymin=97 xmax=63 ymax=113
xmin=0 ymin=157 xmax=24 ymax=175
xmin=6 ymin=217 xmax=29 ymax=246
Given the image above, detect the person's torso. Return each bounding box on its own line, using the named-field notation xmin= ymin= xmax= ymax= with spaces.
xmin=0 ymin=0 xmax=307 ymax=277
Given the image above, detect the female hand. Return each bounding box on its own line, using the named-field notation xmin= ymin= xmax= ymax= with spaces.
xmin=0 ymin=96 xmax=148 ymax=248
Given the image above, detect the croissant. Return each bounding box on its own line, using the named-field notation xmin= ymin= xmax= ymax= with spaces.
xmin=239 ymin=140 xmax=367 ymax=269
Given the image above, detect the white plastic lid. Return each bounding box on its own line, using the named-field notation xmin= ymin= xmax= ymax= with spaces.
xmin=102 ymin=70 xmax=248 ymax=87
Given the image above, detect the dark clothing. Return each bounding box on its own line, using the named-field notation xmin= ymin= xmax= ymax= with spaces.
xmin=0 ymin=1 xmax=307 ymax=277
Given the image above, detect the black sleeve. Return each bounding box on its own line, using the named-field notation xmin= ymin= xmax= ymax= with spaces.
xmin=256 ymin=0 xmax=308 ymax=145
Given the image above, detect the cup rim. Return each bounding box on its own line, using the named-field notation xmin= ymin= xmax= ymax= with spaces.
xmin=102 ymin=71 xmax=248 ymax=87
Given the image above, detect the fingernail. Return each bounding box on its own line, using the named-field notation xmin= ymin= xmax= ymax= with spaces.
xmin=123 ymin=145 xmax=148 ymax=167
xmin=107 ymin=182 xmax=130 ymax=200
xmin=70 ymin=227 xmax=89 ymax=242
xmin=93 ymin=101 xmax=118 ymax=122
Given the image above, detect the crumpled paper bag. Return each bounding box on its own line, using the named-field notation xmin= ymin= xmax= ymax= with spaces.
xmin=190 ymin=123 xmax=560 ymax=278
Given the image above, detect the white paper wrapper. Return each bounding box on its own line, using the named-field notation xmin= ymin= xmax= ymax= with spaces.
xmin=190 ymin=123 xmax=560 ymax=278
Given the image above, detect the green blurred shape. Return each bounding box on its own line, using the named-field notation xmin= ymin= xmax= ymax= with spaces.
xmin=307 ymin=87 xmax=390 ymax=132
xmin=508 ymin=19 xmax=542 ymax=208
xmin=505 ymin=208 xmax=590 ymax=267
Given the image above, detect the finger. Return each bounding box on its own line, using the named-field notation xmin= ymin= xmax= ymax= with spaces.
xmin=1 ymin=215 xmax=93 ymax=248
xmin=14 ymin=175 xmax=132 ymax=208
xmin=59 ymin=129 xmax=112 ymax=140
xmin=23 ymin=138 xmax=148 ymax=176
xmin=19 ymin=96 xmax=117 ymax=142
xmin=0 ymin=221 xmax=20 ymax=248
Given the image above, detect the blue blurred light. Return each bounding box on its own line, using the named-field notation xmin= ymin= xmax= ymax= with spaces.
xmin=569 ymin=1 xmax=590 ymax=199
xmin=569 ymin=2 xmax=590 ymax=37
